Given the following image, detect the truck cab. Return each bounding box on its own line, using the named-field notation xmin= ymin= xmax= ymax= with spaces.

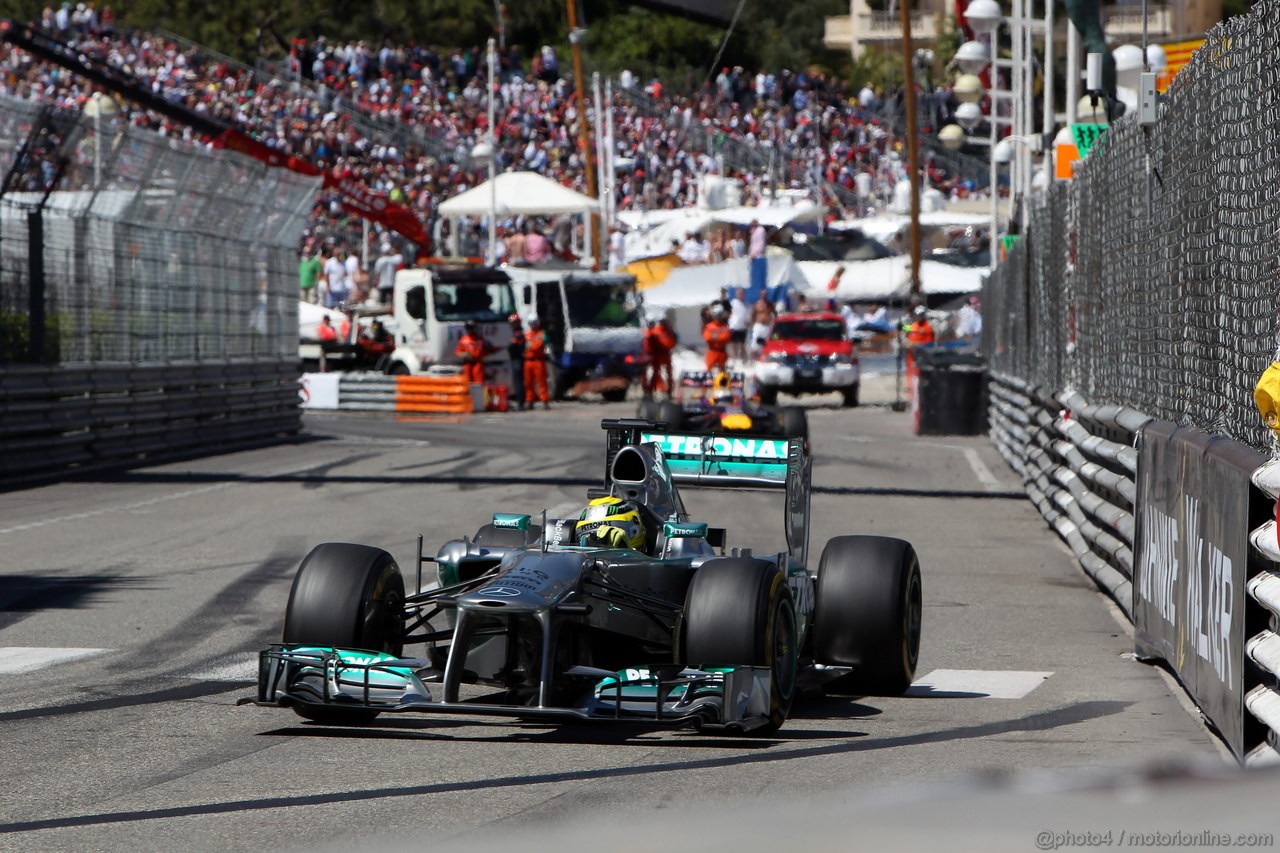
xmin=505 ymin=267 xmax=643 ymax=401
xmin=386 ymin=264 xmax=516 ymax=385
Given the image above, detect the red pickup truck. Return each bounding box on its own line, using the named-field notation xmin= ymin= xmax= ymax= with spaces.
xmin=754 ymin=311 xmax=861 ymax=406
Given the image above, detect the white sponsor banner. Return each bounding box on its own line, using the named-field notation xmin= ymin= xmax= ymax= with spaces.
xmin=300 ymin=373 xmax=340 ymax=409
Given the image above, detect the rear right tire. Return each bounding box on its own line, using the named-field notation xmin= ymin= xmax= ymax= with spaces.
xmin=780 ymin=406 xmax=808 ymax=441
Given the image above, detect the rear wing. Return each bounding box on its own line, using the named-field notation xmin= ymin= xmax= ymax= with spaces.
xmin=678 ymin=370 xmax=745 ymax=388
xmin=601 ymin=418 xmax=811 ymax=565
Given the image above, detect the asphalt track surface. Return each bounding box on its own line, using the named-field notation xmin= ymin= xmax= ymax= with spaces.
xmin=0 ymin=377 xmax=1249 ymax=852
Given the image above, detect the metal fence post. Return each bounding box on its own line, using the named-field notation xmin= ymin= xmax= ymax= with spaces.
xmin=27 ymin=209 xmax=44 ymax=363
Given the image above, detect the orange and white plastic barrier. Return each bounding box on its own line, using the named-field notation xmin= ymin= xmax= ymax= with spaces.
xmin=302 ymin=372 xmax=486 ymax=415
xmin=393 ymin=375 xmax=473 ymax=414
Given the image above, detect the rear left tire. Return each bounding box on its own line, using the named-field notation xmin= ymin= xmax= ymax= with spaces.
xmin=656 ymin=401 xmax=685 ymax=429
xmin=601 ymin=386 xmax=629 ymax=403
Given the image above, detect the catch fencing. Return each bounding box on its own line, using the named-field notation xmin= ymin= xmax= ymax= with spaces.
xmin=0 ymin=92 xmax=321 ymax=478
xmin=983 ymin=0 xmax=1280 ymax=763
xmin=986 ymin=3 xmax=1280 ymax=455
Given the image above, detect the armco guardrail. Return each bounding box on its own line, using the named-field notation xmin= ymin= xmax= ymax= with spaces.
xmin=0 ymin=360 xmax=301 ymax=483
xmin=991 ymin=369 xmax=1280 ymax=762
xmin=988 ymin=371 xmax=1147 ymax=620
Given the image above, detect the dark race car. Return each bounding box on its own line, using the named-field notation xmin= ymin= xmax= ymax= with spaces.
xmin=637 ymin=370 xmax=808 ymax=443
xmin=241 ymin=419 xmax=922 ymax=735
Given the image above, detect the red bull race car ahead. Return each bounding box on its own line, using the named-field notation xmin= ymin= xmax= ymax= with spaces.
xmin=241 ymin=418 xmax=922 ymax=734
xmin=637 ymin=370 xmax=809 ymax=443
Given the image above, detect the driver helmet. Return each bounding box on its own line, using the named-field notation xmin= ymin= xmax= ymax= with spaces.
xmin=508 ymin=312 xmax=522 ymax=327
xmin=575 ymin=496 xmax=646 ymax=551
xmin=712 ymin=371 xmax=734 ymax=402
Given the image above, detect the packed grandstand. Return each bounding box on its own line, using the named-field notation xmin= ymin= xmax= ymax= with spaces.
xmin=0 ymin=11 xmax=988 ymax=266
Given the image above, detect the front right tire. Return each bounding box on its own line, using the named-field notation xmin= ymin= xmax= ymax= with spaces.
xmin=281 ymin=543 xmax=406 ymax=724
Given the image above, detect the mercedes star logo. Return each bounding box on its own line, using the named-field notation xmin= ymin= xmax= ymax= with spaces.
xmin=477 ymin=586 xmax=522 ymax=598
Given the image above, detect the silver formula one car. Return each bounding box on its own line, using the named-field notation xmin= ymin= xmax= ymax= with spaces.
xmin=241 ymin=419 xmax=923 ymax=734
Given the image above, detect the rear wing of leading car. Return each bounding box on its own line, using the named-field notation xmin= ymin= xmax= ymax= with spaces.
xmin=601 ymin=418 xmax=811 ymax=565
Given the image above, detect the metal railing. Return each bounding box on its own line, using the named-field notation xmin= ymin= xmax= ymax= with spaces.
xmin=988 ymin=371 xmax=1148 ymax=620
xmin=0 ymin=360 xmax=301 ymax=483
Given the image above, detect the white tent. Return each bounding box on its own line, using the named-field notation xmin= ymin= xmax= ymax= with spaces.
xmin=642 ymin=249 xmax=806 ymax=346
xmin=794 ymin=258 xmax=986 ymax=302
xmin=618 ymin=200 xmax=823 ymax=264
xmin=437 ymin=171 xmax=599 ymax=217
xmin=831 ymin=211 xmax=992 ymax=246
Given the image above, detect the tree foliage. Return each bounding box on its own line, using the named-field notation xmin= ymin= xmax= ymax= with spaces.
xmin=7 ymin=0 xmax=853 ymax=84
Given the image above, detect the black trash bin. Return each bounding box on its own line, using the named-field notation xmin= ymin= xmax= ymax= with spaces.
xmin=913 ymin=347 xmax=988 ymax=435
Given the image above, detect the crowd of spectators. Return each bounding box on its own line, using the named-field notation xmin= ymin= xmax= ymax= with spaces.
xmin=0 ymin=8 xmax=985 ymax=274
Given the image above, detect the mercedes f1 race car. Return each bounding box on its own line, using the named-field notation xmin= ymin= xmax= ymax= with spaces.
xmin=241 ymin=419 xmax=922 ymax=734
xmin=637 ymin=371 xmax=809 ymax=443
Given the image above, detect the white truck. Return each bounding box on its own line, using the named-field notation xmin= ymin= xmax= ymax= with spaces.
xmin=504 ymin=266 xmax=644 ymax=402
xmin=300 ymin=262 xmax=517 ymax=388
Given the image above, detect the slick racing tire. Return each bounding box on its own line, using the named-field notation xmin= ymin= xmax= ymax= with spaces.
xmin=636 ymin=399 xmax=659 ymax=422
xmin=282 ymin=543 xmax=406 ymax=724
xmin=842 ymin=383 xmax=860 ymax=408
xmin=549 ymin=364 xmax=568 ymax=401
xmin=780 ymin=406 xmax=808 ymax=441
xmin=813 ymin=536 xmax=922 ymax=696
xmin=757 ymin=386 xmax=778 ymax=406
xmin=681 ymin=558 xmax=798 ymax=734
xmin=601 ymin=386 xmax=629 ymax=403
xmin=656 ymin=401 xmax=685 ymax=430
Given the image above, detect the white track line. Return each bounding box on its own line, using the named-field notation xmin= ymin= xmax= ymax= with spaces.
xmin=907 ymin=669 xmax=1053 ymax=699
xmin=0 ymin=647 xmax=111 ymax=674
xmin=917 ymin=441 xmax=1002 ymax=491
xmin=0 ymin=460 xmax=333 ymax=536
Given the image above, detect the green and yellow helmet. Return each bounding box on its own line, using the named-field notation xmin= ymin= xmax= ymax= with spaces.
xmin=575 ymin=496 xmax=646 ymax=551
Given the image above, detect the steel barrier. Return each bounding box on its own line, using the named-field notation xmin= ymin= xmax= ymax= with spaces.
xmin=992 ymin=369 xmax=1280 ymax=762
xmin=0 ymin=360 xmax=301 ymax=484
xmin=988 ymin=371 xmax=1146 ymax=621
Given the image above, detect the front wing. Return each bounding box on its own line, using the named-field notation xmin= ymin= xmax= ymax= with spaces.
xmin=240 ymin=646 xmax=777 ymax=732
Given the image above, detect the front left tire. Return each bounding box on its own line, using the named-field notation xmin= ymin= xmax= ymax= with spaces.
xmin=681 ymin=558 xmax=798 ymax=734
xmin=812 ymin=535 xmax=922 ymax=696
